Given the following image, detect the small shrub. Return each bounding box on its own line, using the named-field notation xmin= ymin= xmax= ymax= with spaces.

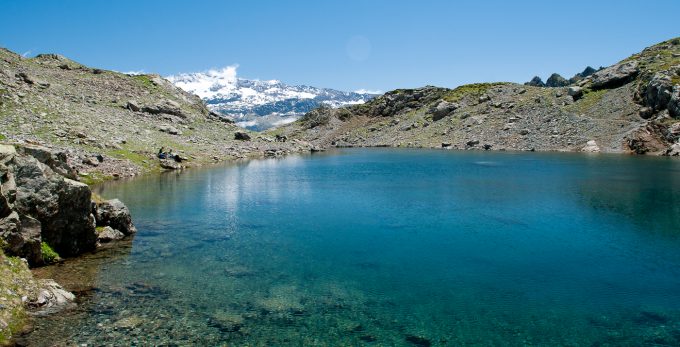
xmin=41 ymin=242 xmax=60 ymax=264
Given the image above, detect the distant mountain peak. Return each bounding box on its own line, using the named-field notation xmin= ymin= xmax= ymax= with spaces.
xmin=168 ymin=67 xmax=378 ymax=131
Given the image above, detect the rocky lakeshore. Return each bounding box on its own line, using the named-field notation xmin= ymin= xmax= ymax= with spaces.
xmin=273 ymin=38 xmax=680 ymax=156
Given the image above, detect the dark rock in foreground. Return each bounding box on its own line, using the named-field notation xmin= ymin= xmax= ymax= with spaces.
xmin=0 ymin=144 xmax=136 ymax=265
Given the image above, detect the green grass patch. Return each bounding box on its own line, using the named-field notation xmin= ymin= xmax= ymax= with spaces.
xmin=569 ymin=89 xmax=607 ymax=113
xmin=443 ymin=82 xmax=511 ymax=103
xmin=109 ymin=149 xmax=149 ymax=166
xmin=133 ymin=74 xmax=156 ymax=89
xmin=41 ymin=242 xmax=60 ymax=264
xmin=0 ymin=134 xmax=6 ymax=141
xmin=78 ymin=172 xmax=113 ymax=186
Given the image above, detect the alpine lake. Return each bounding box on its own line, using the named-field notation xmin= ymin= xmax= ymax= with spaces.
xmin=23 ymin=148 xmax=680 ymax=346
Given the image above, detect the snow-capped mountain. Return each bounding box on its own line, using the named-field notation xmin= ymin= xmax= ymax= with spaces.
xmin=167 ymin=67 xmax=378 ymax=130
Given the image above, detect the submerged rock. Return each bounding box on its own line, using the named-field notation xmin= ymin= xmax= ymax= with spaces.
xmin=28 ymin=279 xmax=76 ymax=316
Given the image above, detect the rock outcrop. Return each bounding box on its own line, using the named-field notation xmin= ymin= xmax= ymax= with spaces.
xmin=0 ymin=144 xmax=136 ymax=266
xmin=590 ymin=61 xmax=639 ymax=89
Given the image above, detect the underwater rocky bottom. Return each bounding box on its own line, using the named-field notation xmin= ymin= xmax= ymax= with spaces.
xmin=22 ymin=149 xmax=680 ymax=345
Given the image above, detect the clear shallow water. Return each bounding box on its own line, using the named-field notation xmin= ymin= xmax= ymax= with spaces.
xmin=25 ymin=149 xmax=680 ymax=345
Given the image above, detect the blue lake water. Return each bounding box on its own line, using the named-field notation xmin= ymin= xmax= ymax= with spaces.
xmin=25 ymin=149 xmax=680 ymax=345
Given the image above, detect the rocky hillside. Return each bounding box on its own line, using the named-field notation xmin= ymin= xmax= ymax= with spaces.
xmin=168 ymin=69 xmax=376 ymax=131
xmin=274 ymin=38 xmax=680 ymax=156
xmin=0 ymin=49 xmax=312 ymax=184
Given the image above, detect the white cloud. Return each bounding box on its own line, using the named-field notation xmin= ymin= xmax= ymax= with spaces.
xmin=123 ymin=70 xmax=146 ymax=75
xmin=354 ymin=89 xmax=382 ymax=95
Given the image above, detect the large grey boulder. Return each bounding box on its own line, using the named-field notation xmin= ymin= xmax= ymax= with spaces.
xmin=94 ymin=199 xmax=136 ymax=236
xmin=142 ymin=99 xmax=188 ymax=118
xmin=430 ymin=100 xmax=459 ymax=121
xmin=590 ymin=61 xmax=639 ymax=89
xmin=96 ymin=226 xmax=125 ymax=243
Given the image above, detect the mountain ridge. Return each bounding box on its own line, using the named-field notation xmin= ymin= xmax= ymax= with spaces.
xmin=167 ymin=69 xmax=377 ymax=130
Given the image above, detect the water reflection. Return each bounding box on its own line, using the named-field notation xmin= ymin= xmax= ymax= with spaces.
xmin=25 ymin=149 xmax=680 ymax=346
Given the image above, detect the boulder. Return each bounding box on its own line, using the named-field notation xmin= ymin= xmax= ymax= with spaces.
xmin=234 ymin=132 xmax=251 ymax=141
xmin=590 ymin=61 xmax=639 ymax=89
xmin=568 ymin=86 xmax=583 ymax=99
xmin=142 ymin=99 xmax=188 ymax=118
xmin=28 ymin=279 xmax=76 ymax=316
xmin=97 ymin=226 xmax=125 ymax=243
xmin=582 ymin=140 xmax=601 ymax=153
xmin=431 ymin=101 xmax=459 ymax=121
xmin=158 ymin=124 xmax=182 ymax=135
xmin=126 ymin=100 xmax=140 ymax=112
xmin=94 ymin=199 xmax=136 ymax=236
xmin=639 ymin=107 xmax=654 ymax=119
xmin=159 ymin=159 xmax=182 ymax=170
xmin=667 ymin=143 xmax=680 ymax=156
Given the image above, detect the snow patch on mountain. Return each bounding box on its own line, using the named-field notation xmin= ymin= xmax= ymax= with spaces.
xmin=167 ymin=66 xmax=378 ymax=131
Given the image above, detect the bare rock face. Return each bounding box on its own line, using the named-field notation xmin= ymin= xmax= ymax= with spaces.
xmin=644 ymin=73 xmax=674 ymax=112
xmin=670 ymin=86 xmax=680 ymax=119
xmin=590 ymin=61 xmax=639 ymax=89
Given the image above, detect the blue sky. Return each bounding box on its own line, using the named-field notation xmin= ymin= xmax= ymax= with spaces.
xmin=1 ymin=0 xmax=678 ymax=92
